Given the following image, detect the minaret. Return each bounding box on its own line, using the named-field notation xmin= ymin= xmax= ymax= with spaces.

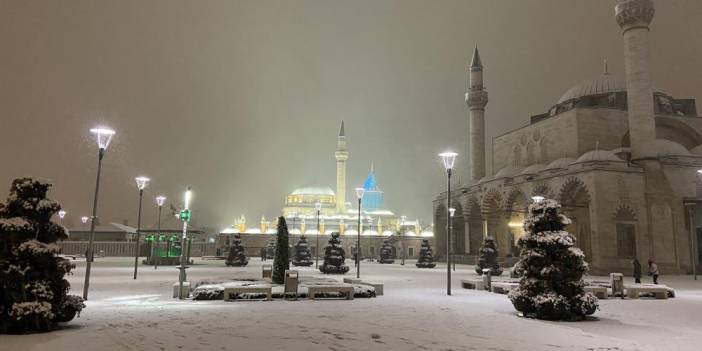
xmin=615 ymin=0 xmax=656 ymax=159
xmin=465 ymin=45 xmax=488 ymax=182
xmin=335 ymin=121 xmax=348 ymax=213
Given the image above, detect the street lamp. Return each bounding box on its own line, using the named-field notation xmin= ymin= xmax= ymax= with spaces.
xmin=83 ymin=126 xmax=115 ymax=301
xmin=133 ymin=176 xmax=150 ymax=280
xmin=178 ymin=187 xmax=192 ymax=299
xmin=81 ymin=216 xmax=89 ymax=224
xmin=400 ymin=215 xmax=407 ymax=265
xmin=153 ymin=195 xmax=167 ymax=270
xmin=58 ymin=210 xmax=66 ymax=220
xmin=315 ymin=201 xmax=322 ymax=268
xmin=439 ymin=150 xmax=457 ymax=296
xmin=367 ymin=217 xmax=374 ymax=261
xmin=355 ymin=187 xmax=365 ymax=279
xmin=531 ymin=195 xmax=545 ymax=203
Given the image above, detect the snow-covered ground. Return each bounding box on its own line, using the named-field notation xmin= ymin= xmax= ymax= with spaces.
xmin=3 ymin=257 xmax=702 ymax=351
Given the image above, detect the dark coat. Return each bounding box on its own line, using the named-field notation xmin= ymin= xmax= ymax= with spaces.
xmin=633 ymin=260 xmax=642 ymax=279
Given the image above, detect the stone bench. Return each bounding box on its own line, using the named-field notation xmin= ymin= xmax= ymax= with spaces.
xmin=172 ymin=282 xmax=191 ymax=298
xmin=360 ymin=281 xmax=383 ymax=296
xmin=307 ymin=285 xmax=354 ymax=300
xmin=584 ymin=285 xmax=608 ymax=299
xmin=461 ymin=278 xmax=485 ymax=290
xmin=490 ymin=282 xmax=519 ymax=295
xmin=224 ymin=286 xmax=273 ymax=301
xmin=625 ymin=284 xmax=669 ymax=299
xmin=343 ymin=278 xmax=362 ymax=284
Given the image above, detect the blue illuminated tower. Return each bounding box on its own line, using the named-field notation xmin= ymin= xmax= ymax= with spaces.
xmin=362 ymin=163 xmax=384 ymax=211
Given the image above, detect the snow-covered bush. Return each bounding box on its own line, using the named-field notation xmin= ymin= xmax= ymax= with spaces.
xmin=475 ymin=236 xmax=503 ymax=276
xmin=508 ymin=199 xmax=597 ymax=320
xmin=319 ymin=232 xmax=349 ymax=274
xmin=415 ymin=239 xmax=436 ymax=268
xmin=0 ymin=178 xmax=85 ymax=333
xmin=225 ymin=233 xmax=249 ymax=267
xmin=291 ymin=235 xmax=313 ymax=267
xmin=378 ymin=240 xmax=394 ymax=264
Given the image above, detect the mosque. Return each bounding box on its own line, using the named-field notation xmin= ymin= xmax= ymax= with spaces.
xmin=434 ymin=0 xmax=702 ymax=275
xmin=223 ymin=121 xmax=432 ymax=259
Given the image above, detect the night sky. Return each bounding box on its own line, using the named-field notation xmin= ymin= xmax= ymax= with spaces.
xmin=1 ymin=0 xmax=701 ymax=230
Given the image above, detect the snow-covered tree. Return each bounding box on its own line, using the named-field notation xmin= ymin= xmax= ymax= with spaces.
xmin=265 ymin=239 xmax=276 ymax=260
xmin=475 ymin=236 xmax=503 ymax=276
xmin=508 ymin=199 xmax=598 ymax=320
xmin=415 ymin=239 xmax=436 ymax=268
xmin=319 ymin=232 xmax=349 ymax=274
xmin=225 ymin=233 xmax=248 ymax=267
xmin=378 ymin=240 xmax=394 ymax=264
xmin=291 ymin=235 xmax=313 ymax=267
xmin=272 ymin=217 xmax=290 ymax=284
xmin=0 ymin=178 xmax=85 ymax=333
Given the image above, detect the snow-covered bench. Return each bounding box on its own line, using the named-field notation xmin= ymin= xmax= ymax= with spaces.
xmin=584 ymin=285 xmax=608 ymax=299
xmin=307 ymin=285 xmax=354 ymax=300
xmin=223 ymin=286 xmax=273 ymax=301
xmin=343 ymin=278 xmax=383 ymax=296
xmin=343 ymin=278 xmax=362 ymax=284
xmin=490 ymin=282 xmax=519 ymax=294
xmin=625 ymin=285 xmax=669 ymax=299
xmin=461 ymin=278 xmax=485 ymax=290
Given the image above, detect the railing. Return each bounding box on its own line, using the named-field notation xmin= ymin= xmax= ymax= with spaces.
xmin=58 ymin=241 xmax=217 ymax=257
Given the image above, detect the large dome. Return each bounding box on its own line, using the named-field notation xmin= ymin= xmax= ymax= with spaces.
xmin=558 ymin=74 xmax=625 ymax=104
xmin=290 ymin=186 xmax=335 ymax=196
xmin=574 ymin=149 xmax=624 ymax=164
xmin=637 ymin=139 xmax=691 ymax=158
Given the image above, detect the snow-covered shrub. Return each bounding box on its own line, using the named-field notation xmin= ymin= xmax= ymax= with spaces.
xmin=291 ymin=235 xmax=313 ymax=267
xmin=319 ymin=232 xmax=349 ymax=274
xmin=507 ymin=199 xmax=597 ymax=320
xmin=225 ymin=233 xmax=249 ymax=267
xmin=378 ymin=240 xmax=394 ymax=264
xmin=475 ymin=235 xmax=503 ymax=276
xmin=415 ymin=239 xmax=436 ymax=268
xmin=0 ymin=178 xmax=84 ymax=333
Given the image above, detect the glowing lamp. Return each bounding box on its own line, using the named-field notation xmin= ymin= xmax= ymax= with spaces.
xmin=90 ymin=127 xmax=116 ymax=150
xmin=439 ymin=151 xmax=458 ymax=171
xmin=58 ymin=210 xmax=66 ymax=219
xmin=81 ymin=216 xmax=89 ymax=224
xmin=156 ymin=195 xmax=167 ymax=207
xmin=531 ymin=195 xmax=545 ymax=203
xmin=449 ymin=208 xmax=456 ymax=217
xmin=135 ymin=176 xmax=150 ymax=191
xmin=355 ymin=187 xmax=365 ymax=200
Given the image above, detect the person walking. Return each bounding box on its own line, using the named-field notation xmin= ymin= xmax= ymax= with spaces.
xmin=648 ymin=259 xmax=659 ymax=284
xmin=260 ymin=247 xmax=267 ymax=262
xmin=633 ymin=258 xmax=642 ymax=284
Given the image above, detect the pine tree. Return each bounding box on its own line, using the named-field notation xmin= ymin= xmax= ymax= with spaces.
xmin=291 ymin=235 xmax=313 ymax=266
xmin=508 ymin=199 xmax=598 ymax=320
xmin=378 ymin=240 xmax=394 ymax=264
xmin=415 ymin=239 xmax=436 ymax=268
xmin=319 ymin=232 xmax=349 ymax=274
xmin=0 ymin=178 xmax=85 ymax=333
xmin=225 ymin=233 xmax=248 ymax=267
xmin=272 ymin=216 xmax=290 ymax=284
xmin=475 ymin=236 xmax=503 ymax=276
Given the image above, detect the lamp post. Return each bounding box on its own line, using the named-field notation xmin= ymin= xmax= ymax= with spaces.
xmin=154 ymin=195 xmax=167 ymax=270
xmin=83 ymin=126 xmax=115 ymax=301
xmin=400 ymin=215 xmax=406 ymax=265
xmin=178 ymin=187 xmax=192 ymax=299
xmin=439 ymin=151 xmax=457 ymax=296
xmin=315 ymin=201 xmax=322 ymax=268
xmin=58 ymin=210 xmax=66 ymax=222
xmin=449 ymin=208 xmax=456 ymax=271
xmin=132 ymin=176 xmax=150 ymax=280
xmin=355 ymin=187 xmax=365 ymax=279
xmin=367 ymin=217 xmax=374 ymax=261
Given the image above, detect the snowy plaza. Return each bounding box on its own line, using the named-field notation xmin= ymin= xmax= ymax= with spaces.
xmin=1 ymin=257 xmax=700 ymax=351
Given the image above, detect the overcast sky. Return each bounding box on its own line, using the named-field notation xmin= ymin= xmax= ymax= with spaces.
xmin=1 ymin=0 xmax=701 ymax=231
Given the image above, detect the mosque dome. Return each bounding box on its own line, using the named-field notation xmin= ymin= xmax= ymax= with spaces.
xmin=544 ymin=157 xmax=576 ymax=171
xmin=519 ymin=164 xmax=547 ymax=175
xmin=637 ymin=139 xmax=691 ymax=158
xmin=494 ymin=165 xmax=525 ymax=179
xmin=290 ymin=186 xmax=335 ymax=196
xmin=690 ymin=145 xmax=702 ymax=156
xmin=574 ymin=149 xmax=624 ymax=164
xmin=557 ymin=72 xmax=665 ymax=105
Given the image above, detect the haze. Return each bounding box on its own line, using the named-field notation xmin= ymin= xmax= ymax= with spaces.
xmin=1 ymin=0 xmax=701 ymax=230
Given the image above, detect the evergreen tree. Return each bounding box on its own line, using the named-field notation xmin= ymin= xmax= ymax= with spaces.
xmin=378 ymin=240 xmax=394 ymax=264
xmin=0 ymin=178 xmax=85 ymax=333
xmin=475 ymin=236 xmax=503 ymax=276
xmin=225 ymin=233 xmax=248 ymax=267
xmin=415 ymin=239 xmax=436 ymax=268
xmin=319 ymin=232 xmax=349 ymax=274
xmin=291 ymin=235 xmax=313 ymax=266
xmin=508 ymin=199 xmax=598 ymax=320
xmin=272 ymin=216 xmax=290 ymax=284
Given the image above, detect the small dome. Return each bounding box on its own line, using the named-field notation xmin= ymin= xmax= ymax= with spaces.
xmin=545 ymin=157 xmax=576 ymax=170
xmin=558 ymin=74 xmax=625 ymax=104
xmin=691 ymin=145 xmax=702 ymax=156
xmin=494 ymin=165 xmax=525 ymax=179
xmin=520 ymin=164 xmax=547 ymax=175
xmin=290 ymin=186 xmax=335 ymax=196
xmin=637 ymin=139 xmax=691 ymax=158
xmin=574 ymin=149 xmax=624 ymax=164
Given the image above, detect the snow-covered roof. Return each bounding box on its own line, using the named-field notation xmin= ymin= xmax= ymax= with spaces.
xmin=519 ymin=164 xmax=547 ymax=175
xmin=545 ymin=157 xmax=576 ymax=170
xmin=494 ymin=165 xmax=525 ymax=179
xmin=637 ymin=139 xmax=691 ymax=158
xmin=574 ymin=149 xmax=624 ymax=164
xmin=290 ymin=186 xmax=335 ymax=196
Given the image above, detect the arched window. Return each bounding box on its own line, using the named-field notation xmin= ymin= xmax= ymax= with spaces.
xmin=614 ymin=206 xmax=637 ymax=259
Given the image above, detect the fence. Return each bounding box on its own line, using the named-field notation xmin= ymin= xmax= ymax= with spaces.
xmin=58 ymin=241 xmax=217 ymax=257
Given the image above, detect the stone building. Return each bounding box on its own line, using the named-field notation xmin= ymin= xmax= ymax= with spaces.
xmin=434 ymin=0 xmax=702 ymax=275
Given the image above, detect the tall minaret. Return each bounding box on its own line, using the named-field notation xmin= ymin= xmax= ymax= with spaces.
xmin=465 ymin=46 xmax=488 ymax=182
xmin=335 ymin=121 xmax=348 ymax=213
xmin=615 ymin=0 xmax=656 ymax=159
